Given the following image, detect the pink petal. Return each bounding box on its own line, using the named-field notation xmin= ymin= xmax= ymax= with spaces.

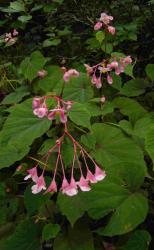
xmin=45 ymin=179 xmax=57 ymax=193
xmin=94 ymin=22 xmax=102 ymax=31
xmin=77 ymin=176 xmax=91 ymax=191
xmin=48 ymin=110 xmax=57 ymax=120
xmin=107 ymin=74 xmax=113 ymax=85
xmin=60 ymin=109 xmax=67 ymax=123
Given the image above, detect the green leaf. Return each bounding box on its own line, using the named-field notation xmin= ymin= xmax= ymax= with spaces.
xmin=124 ymin=64 xmax=134 ymax=78
xmin=20 ymin=51 xmax=47 ymax=81
xmin=57 ymin=193 xmax=86 ymax=226
xmin=68 ymin=103 xmax=91 ymax=129
xmin=101 ymin=193 xmax=148 ymax=236
xmin=4 ymin=219 xmax=40 ymax=250
xmin=145 ymin=124 xmax=154 ymax=166
xmin=2 ymin=86 xmax=30 ymax=104
xmin=121 ymin=230 xmax=151 ymax=250
xmin=146 ymin=64 xmax=154 ymax=80
xmin=53 ymin=221 xmax=94 ymax=250
xmin=81 ymin=180 xmax=129 ymax=219
xmin=96 ymin=31 xmax=105 ymax=43
xmin=101 ymin=43 xmax=113 ymax=54
xmin=42 ymin=223 xmax=60 ymax=241
xmin=113 ymin=97 xmax=147 ymax=124
xmin=0 ymin=98 xmax=51 ymax=168
xmin=81 ymin=133 xmax=96 ymax=150
xmin=90 ymin=123 xmax=146 ymax=169
xmin=43 ymin=39 xmax=61 ymax=47
xmin=18 ymin=15 xmax=32 ymax=23
xmin=10 ymin=1 xmax=25 ymax=12
xmin=54 ymin=73 xmax=94 ymax=103
xmin=24 ymin=186 xmax=49 ymax=216
xmin=120 ymin=79 xmax=149 ymax=97
xmin=37 ymin=65 xmax=63 ymax=92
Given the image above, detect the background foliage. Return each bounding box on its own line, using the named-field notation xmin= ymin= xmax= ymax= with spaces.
xmin=0 ymin=0 xmax=154 ymax=249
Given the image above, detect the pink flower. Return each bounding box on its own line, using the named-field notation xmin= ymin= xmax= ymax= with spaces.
xmin=33 ymin=107 xmax=48 ymax=118
xmin=91 ymin=75 xmax=102 ymax=88
xmin=48 ymin=110 xmax=57 ymax=120
xmin=115 ymin=67 xmax=121 ymax=75
xmin=48 ymin=108 xmax=67 ymax=123
xmin=33 ymin=97 xmax=42 ymax=109
xmin=84 ymin=64 xmax=93 ymax=75
xmin=31 ymin=175 xmax=46 ymax=194
xmin=24 ymin=166 xmax=38 ymax=182
xmin=124 ymin=56 xmax=132 ymax=64
xmin=107 ymin=26 xmax=115 ymax=35
xmin=45 ymin=179 xmax=57 ymax=193
xmin=62 ymin=176 xmax=78 ymax=196
xmin=107 ymin=74 xmax=113 ymax=84
xmin=61 ymin=176 xmax=69 ymax=191
xmin=16 ymin=165 xmax=22 ymax=171
xmin=12 ymin=29 xmax=18 ymax=36
xmin=86 ymin=170 xmax=97 ymax=183
xmin=63 ymin=69 xmax=79 ymax=82
xmin=100 ymin=13 xmax=113 ymax=25
xmin=94 ymin=22 xmax=103 ymax=30
xmin=108 ymin=61 xmax=118 ymax=70
xmin=94 ymin=165 xmax=106 ymax=181
xmin=77 ymin=176 xmax=91 ymax=191
xmin=37 ymin=70 xmax=47 ymax=78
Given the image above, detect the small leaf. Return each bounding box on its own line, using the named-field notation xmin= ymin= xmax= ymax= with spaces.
xmin=10 ymin=1 xmax=25 ymax=12
xmin=42 ymin=223 xmax=60 ymax=241
xmin=18 ymin=15 xmax=32 ymax=23
xmin=96 ymin=31 xmax=105 ymax=43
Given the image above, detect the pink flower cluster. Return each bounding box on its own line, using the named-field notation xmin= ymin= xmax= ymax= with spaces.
xmin=5 ymin=29 xmax=18 ymax=45
xmin=94 ymin=12 xmax=115 ymax=35
xmin=63 ymin=68 xmax=80 ymax=82
xmin=24 ymin=129 xmax=106 ymax=196
xmin=84 ymin=55 xmax=132 ymax=88
xmin=33 ymin=95 xmax=73 ymax=123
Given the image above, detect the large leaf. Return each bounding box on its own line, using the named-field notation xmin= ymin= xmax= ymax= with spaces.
xmin=53 ymin=221 xmax=94 ymax=250
xmin=1 ymin=86 xmax=30 ymax=105
xmin=101 ymin=193 xmax=148 ymax=236
xmin=4 ymin=220 xmax=40 ymax=250
xmin=88 ymin=123 xmax=146 ymax=170
xmin=0 ymin=98 xmax=51 ymax=168
xmin=57 ymin=193 xmax=86 ymax=226
xmin=113 ymin=97 xmax=147 ymax=124
xmin=121 ymin=230 xmax=151 ymax=250
xmin=20 ymin=51 xmax=47 ymax=81
xmin=119 ymin=79 xmax=149 ymax=97
xmin=68 ymin=103 xmax=91 ymax=129
xmin=54 ymin=73 xmax=94 ymax=102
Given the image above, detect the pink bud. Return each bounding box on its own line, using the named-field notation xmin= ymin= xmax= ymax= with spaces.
xmin=37 ymin=70 xmax=47 ymax=78
xmin=45 ymin=179 xmax=57 ymax=193
xmin=100 ymin=96 xmax=106 ymax=103
xmin=12 ymin=29 xmax=18 ymax=36
xmin=94 ymin=22 xmax=103 ymax=31
xmin=66 ymin=101 xmax=73 ymax=110
xmin=107 ymin=26 xmax=115 ymax=35
xmin=63 ymin=69 xmax=79 ymax=82
xmin=124 ymin=56 xmax=132 ymax=64
xmin=31 ymin=175 xmax=46 ymax=194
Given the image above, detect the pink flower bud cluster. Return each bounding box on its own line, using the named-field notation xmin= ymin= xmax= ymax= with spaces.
xmin=37 ymin=69 xmax=47 ymax=78
xmin=63 ymin=68 xmax=80 ymax=82
xmin=24 ymin=129 xmax=106 ymax=196
xmin=84 ymin=55 xmax=132 ymax=88
xmin=4 ymin=29 xmax=18 ymax=45
xmin=94 ymin=12 xmax=115 ymax=35
xmin=33 ymin=95 xmax=73 ymax=123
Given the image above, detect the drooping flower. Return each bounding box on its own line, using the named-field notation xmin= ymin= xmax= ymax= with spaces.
xmin=24 ymin=166 xmax=38 ymax=182
xmin=62 ymin=176 xmax=78 ymax=196
xmin=107 ymin=74 xmax=113 ymax=85
xmin=94 ymin=21 xmax=103 ymax=30
xmin=48 ymin=108 xmax=67 ymax=123
xmin=91 ymin=75 xmax=102 ymax=88
xmin=94 ymin=165 xmax=106 ymax=181
xmin=31 ymin=175 xmax=46 ymax=194
xmin=86 ymin=169 xmax=97 ymax=183
xmin=77 ymin=176 xmax=91 ymax=191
